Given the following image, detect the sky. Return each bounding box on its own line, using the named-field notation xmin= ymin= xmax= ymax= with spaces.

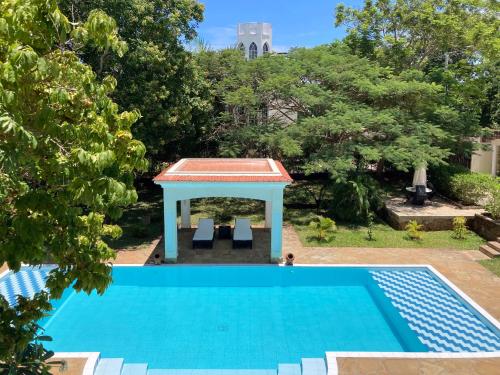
xmin=196 ymin=0 xmax=364 ymax=52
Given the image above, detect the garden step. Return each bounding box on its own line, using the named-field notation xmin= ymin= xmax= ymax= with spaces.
xmin=122 ymin=363 xmax=148 ymax=375
xmin=278 ymin=363 xmax=301 ymax=375
xmin=148 ymin=370 xmax=276 ymax=375
xmin=479 ymin=244 xmax=500 ymax=258
xmin=95 ymin=358 xmax=124 ymax=375
xmin=487 ymin=241 xmax=500 ymax=252
xmin=301 ymin=358 xmax=326 ymax=375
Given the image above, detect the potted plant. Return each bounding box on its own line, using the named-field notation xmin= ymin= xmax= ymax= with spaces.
xmin=154 ymin=253 xmax=162 ymax=265
xmin=285 ymin=253 xmax=295 ymax=266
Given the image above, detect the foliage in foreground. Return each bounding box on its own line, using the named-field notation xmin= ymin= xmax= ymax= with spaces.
xmin=0 ymin=0 xmax=146 ymax=369
xmin=0 ymin=294 xmax=64 ymax=375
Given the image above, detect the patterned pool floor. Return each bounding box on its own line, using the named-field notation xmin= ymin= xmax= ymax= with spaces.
xmin=370 ymin=269 xmax=500 ymax=352
xmin=0 ymin=266 xmax=54 ymax=307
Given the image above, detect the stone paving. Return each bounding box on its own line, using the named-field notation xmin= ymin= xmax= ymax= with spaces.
xmin=336 ymin=357 xmax=500 ymax=375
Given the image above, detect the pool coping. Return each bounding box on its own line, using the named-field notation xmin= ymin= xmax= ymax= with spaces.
xmin=3 ymin=264 xmax=500 ymax=374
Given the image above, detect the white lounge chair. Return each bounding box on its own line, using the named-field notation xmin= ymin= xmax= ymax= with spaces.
xmin=232 ymin=218 xmax=253 ymax=249
xmin=192 ymin=218 xmax=215 ymax=249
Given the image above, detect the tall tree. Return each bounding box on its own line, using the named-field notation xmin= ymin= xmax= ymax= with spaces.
xmin=60 ymin=0 xmax=211 ymax=167
xmin=0 ymin=0 xmax=146 ymax=369
xmin=335 ymin=0 xmax=500 ymax=158
xmin=203 ymin=44 xmax=461 ymax=217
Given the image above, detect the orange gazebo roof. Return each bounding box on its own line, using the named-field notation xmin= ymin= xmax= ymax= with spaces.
xmin=154 ymin=158 xmax=292 ymax=183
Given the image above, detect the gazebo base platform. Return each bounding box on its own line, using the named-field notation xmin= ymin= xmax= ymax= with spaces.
xmin=384 ymin=196 xmax=484 ymax=231
xmin=156 ymin=228 xmax=279 ymax=264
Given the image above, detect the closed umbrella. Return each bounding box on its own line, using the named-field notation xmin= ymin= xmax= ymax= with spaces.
xmin=412 ymin=164 xmax=427 ymax=187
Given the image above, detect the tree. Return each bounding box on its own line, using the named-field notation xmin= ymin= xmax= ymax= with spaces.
xmin=194 ymin=48 xmax=303 ymax=160
xmin=59 ymin=0 xmax=211 ymax=166
xmin=335 ymin=0 xmax=500 ymax=157
xmin=0 ymin=0 xmax=147 ymax=369
xmin=335 ymin=0 xmax=499 ymax=72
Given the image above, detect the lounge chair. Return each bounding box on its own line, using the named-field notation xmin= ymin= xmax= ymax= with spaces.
xmin=232 ymin=218 xmax=253 ymax=249
xmin=192 ymin=218 xmax=215 ymax=249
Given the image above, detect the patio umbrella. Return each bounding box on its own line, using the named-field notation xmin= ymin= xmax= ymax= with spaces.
xmin=412 ymin=164 xmax=427 ymax=187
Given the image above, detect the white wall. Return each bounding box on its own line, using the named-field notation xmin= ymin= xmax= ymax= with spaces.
xmin=471 ymin=148 xmax=493 ymax=174
xmin=237 ymin=23 xmax=272 ymax=59
xmin=471 ymin=139 xmax=500 ymax=176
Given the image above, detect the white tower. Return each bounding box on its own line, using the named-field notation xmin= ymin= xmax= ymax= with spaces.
xmin=237 ymin=23 xmax=272 ymax=60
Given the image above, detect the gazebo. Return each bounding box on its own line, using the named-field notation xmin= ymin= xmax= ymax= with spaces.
xmin=153 ymin=158 xmax=293 ymax=262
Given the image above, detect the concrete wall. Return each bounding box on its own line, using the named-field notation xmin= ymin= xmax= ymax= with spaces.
xmin=472 ymin=214 xmax=500 ymax=241
xmin=471 ymin=148 xmax=492 ymax=174
xmin=470 ymin=139 xmax=500 ymax=176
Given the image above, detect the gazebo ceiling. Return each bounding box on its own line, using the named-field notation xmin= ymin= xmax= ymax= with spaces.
xmin=154 ymin=158 xmax=292 ymax=183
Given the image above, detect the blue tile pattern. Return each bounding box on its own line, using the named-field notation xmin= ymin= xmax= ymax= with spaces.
xmin=0 ymin=266 xmax=55 ymax=307
xmin=370 ymin=269 xmax=500 ymax=352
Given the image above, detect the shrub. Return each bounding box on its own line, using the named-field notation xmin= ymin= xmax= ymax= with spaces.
xmin=429 ymin=163 xmax=469 ymax=197
xmin=309 ymin=216 xmax=337 ymax=242
xmin=452 ymin=216 xmax=468 ymax=239
xmin=405 ymin=220 xmax=423 ymax=241
xmin=130 ymin=223 xmax=149 ymax=238
xmin=366 ymin=212 xmax=376 ymax=241
xmin=329 ymin=174 xmax=384 ymax=223
xmin=450 ymin=172 xmax=498 ymax=205
xmin=485 ymin=187 xmax=500 ymax=220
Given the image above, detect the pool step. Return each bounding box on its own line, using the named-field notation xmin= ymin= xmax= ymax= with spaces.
xmin=301 ymin=358 xmax=327 ymax=375
xmin=479 ymin=243 xmax=500 ymax=258
xmin=122 ymin=363 xmax=148 ymax=375
xmin=95 ymin=358 xmax=124 ymax=375
xmin=278 ymin=363 xmax=301 ymax=375
xmin=147 ymin=370 xmax=276 ymax=375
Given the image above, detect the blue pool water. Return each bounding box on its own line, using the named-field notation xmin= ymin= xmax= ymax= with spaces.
xmin=41 ymin=266 xmax=430 ymax=369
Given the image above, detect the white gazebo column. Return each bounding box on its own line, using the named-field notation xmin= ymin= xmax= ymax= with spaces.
xmin=265 ymin=200 xmax=272 ymax=228
xmin=180 ymin=199 xmax=191 ymax=229
xmin=163 ymin=189 xmax=178 ymax=262
xmin=270 ymin=190 xmax=284 ymax=263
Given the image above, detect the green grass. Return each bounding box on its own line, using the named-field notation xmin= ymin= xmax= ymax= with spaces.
xmin=287 ymin=209 xmax=486 ymax=250
xmin=107 ymin=189 xmax=164 ymax=251
xmin=190 ymin=198 xmax=265 ymax=225
xmin=479 ymin=258 xmax=500 ymax=277
xmin=110 ymin=192 xmax=486 ymax=252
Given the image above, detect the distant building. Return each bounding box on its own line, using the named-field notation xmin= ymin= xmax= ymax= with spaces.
xmin=237 ymin=23 xmax=272 ymax=60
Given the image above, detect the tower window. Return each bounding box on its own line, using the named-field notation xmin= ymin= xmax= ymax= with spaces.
xmin=238 ymin=43 xmax=245 ymax=54
xmin=249 ymin=42 xmax=258 ymax=59
xmin=263 ymin=43 xmax=269 ymax=54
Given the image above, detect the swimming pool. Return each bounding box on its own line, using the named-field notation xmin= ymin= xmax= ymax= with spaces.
xmin=3 ymin=265 xmax=500 ymax=370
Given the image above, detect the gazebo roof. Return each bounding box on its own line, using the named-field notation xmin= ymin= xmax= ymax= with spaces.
xmin=154 ymin=158 xmax=292 ymax=183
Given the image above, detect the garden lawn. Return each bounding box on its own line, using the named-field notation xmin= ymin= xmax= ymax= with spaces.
xmin=479 ymin=258 xmax=500 ymax=277
xmin=287 ymin=209 xmax=485 ymax=250
xmin=107 ymin=188 xmax=163 ymax=252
